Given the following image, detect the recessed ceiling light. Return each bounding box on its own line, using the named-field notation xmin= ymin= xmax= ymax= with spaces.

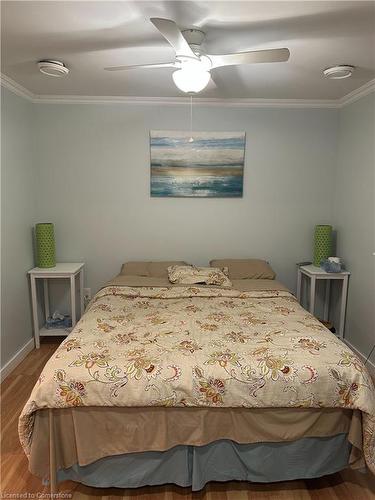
xmin=38 ymin=60 xmax=69 ymax=77
xmin=323 ymin=65 xmax=355 ymax=79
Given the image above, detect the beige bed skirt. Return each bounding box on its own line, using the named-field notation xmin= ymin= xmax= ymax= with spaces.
xmin=29 ymin=406 xmax=365 ymax=478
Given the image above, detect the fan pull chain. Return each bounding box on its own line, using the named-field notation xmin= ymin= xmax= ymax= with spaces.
xmin=189 ymin=95 xmax=194 ymax=143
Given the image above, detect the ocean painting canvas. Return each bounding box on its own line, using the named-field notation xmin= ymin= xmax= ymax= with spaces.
xmin=150 ymin=131 xmax=245 ymax=197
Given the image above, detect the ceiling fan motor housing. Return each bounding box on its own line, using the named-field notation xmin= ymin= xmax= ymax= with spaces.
xmin=181 ymin=28 xmax=206 ymax=46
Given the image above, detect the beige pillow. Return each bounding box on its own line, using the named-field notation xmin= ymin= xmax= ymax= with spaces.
xmin=168 ymin=265 xmax=232 ymax=287
xmin=120 ymin=261 xmax=188 ymax=278
xmin=210 ymin=259 xmax=276 ymax=280
xmin=120 ymin=261 xmax=149 ymax=277
xmin=148 ymin=261 xmax=188 ymax=278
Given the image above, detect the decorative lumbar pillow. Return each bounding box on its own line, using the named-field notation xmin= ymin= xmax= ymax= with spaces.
xmin=120 ymin=261 xmax=188 ymax=278
xmin=168 ymin=265 xmax=232 ymax=287
xmin=210 ymin=259 xmax=276 ymax=280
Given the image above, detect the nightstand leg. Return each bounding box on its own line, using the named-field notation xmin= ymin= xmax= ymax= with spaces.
xmin=296 ymin=269 xmax=302 ymax=303
xmin=43 ymin=279 xmax=50 ymax=322
xmin=339 ymin=276 xmax=349 ymax=340
xmin=30 ymin=276 xmax=40 ymax=349
xmin=79 ymin=269 xmax=84 ymax=317
xmin=309 ymin=276 xmax=316 ymax=316
xmin=70 ymin=275 xmax=76 ymax=328
xmin=323 ymin=280 xmax=331 ymax=321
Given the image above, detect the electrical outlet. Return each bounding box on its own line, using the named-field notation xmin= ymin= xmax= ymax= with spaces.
xmin=83 ymin=288 xmax=91 ymax=301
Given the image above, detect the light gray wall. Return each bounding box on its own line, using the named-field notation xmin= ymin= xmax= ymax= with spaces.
xmin=33 ymin=103 xmax=338 ymax=299
xmin=1 ymin=87 xmax=35 ymax=367
xmin=2 ymin=88 xmax=373 ymax=370
xmin=333 ymin=92 xmax=375 ymax=357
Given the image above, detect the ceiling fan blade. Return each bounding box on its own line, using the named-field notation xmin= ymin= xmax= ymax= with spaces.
xmin=208 ymin=48 xmax=290 ymax=69
xmin=150 ymin=18 xmax=198 ymax=60
xmin=205 ymin=77 xmax=217 ymax=91
xmin=105 ymin=62 xmax=176 ymax=71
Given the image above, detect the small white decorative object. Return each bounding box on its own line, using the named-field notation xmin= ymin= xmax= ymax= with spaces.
xmin=328 ymin=257 xmax=342 ymax=264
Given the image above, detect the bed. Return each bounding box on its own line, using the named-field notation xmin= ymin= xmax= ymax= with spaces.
xmin=19 ymin=263 xmax=375 ymax=491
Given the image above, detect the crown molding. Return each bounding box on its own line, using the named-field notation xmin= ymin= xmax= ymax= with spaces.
xmin=30 ymin=94 xmax=340 ymax=108
xmin=1 ymin=72 xmax=373 ymax=108
xmin=338 ymin=78 xmax=375 ymax=107
xmin=0 ymin=73 xmax=34 ymax=101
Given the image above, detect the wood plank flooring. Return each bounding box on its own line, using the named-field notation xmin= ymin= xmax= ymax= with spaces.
xmin=1 ymin=338 xmax=375 ymax=499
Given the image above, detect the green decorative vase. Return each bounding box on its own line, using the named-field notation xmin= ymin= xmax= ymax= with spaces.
xmin=35 ymin=223 xmax=56 ymax=268
xmin=313 ymin=224 xmax=332 ymax=267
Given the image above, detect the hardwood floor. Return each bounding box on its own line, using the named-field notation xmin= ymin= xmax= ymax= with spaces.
xmin=1 ymin=338 xmax=375 ymax=499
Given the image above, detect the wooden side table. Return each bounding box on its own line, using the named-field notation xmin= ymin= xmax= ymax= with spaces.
xmin=28 ymin=263 xmax=85 ymax=348
xmin=296 ymin=264 xmax=350 ymax=339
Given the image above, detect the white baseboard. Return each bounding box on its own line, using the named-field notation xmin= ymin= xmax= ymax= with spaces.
xmin=344 ymin=339 xmax=375 ymax=379
xmin=0 ymin=337 xmax=35 ymax=383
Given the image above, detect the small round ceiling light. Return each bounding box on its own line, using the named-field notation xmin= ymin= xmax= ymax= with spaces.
xmin=323 ymin=65 xmax=355 ymax=79
xmin=38 ymin=60 xmax=69 ymax=77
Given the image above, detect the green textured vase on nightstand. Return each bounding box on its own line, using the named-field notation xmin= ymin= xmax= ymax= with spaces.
xmin=313 ymin=224 xmax=332 ymax=267
xmin=35 ymin=223 xmax=56 ymax=268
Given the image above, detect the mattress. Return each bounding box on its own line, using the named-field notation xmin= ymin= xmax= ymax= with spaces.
xmin=19 ymin=276 xmax=375 ymax=482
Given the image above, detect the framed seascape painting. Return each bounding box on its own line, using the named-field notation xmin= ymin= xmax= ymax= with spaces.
xmin=150 ymin=130 xmax=245 ymax=197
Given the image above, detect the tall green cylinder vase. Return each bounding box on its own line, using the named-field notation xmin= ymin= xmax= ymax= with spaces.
xmin=313 ymin=224 xmax=332 ymax=267
xmin=35 ymin=223 xmax=56 ymax=268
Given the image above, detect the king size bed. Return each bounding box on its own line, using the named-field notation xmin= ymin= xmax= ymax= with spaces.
xmin=19 ymin=260 xmax=375 ymax=492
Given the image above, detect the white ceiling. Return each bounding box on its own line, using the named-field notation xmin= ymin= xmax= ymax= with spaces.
xmin=1 ymin=1 xmax=375 ymax=99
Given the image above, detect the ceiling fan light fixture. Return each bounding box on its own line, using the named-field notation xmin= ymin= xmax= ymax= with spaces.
xmin=172 ymin=67 xmax=211 ymax=93
xmin=323 ymin=65 xmax=354 ymax=79
xmin=38 ymin=60 xmax=69 ymax=77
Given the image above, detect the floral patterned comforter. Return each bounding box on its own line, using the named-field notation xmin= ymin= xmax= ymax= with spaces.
xmin=19 ymin=285 xmax=375 ymax=473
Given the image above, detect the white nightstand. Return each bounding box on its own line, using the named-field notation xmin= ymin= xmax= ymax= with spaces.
xmin=296 ymin=264 xmax=350 ymax=339
xmin=28 ymin=263 xmax=85 ymax=348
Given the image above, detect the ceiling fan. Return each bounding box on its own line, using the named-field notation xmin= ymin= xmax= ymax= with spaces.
xmin=104 ymin=18 xmax=290 ymax=93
